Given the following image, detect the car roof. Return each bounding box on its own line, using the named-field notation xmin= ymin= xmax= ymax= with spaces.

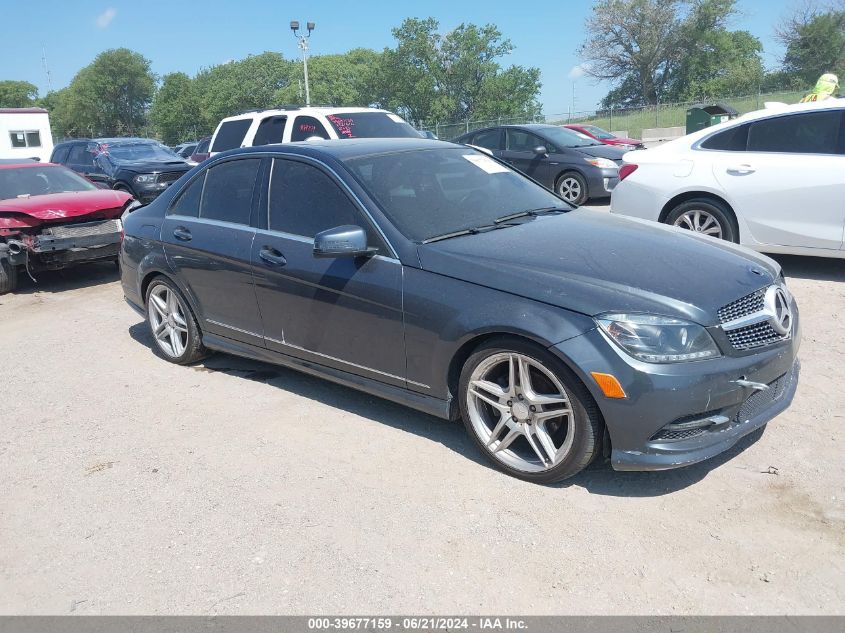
xmin=92 ymin=137 xmax=162 ymax=145
xmin=218 ymin=137 xmax=460 ymax=161
xmin=219 ymin=106 xmax=391 ymax=122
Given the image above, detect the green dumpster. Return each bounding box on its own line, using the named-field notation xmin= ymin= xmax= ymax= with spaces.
xmin=685 ymin=103 xmax=739 ymax=134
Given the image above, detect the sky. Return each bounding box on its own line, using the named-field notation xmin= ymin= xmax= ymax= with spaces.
xmin=1 ymin=0 xmax=794 ymax=118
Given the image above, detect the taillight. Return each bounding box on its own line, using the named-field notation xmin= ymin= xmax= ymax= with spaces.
xmin=619 ymin=164 xmax=639 ymax=181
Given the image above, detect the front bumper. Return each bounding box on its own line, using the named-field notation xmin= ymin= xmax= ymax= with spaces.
xmin=549 ymin=307 xmax=801 ymax=472
xmin=586 ymin=168 xmax=620 ymax=197
xmin=7 ymin=219 xmax=123 ymax=270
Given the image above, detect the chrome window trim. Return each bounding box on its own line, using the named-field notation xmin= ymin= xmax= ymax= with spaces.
xmin=208 ymin=319 xmax=428 ymax=389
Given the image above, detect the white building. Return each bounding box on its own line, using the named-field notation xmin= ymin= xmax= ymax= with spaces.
xmin=0 ymin=108 xmax=54 ymax=162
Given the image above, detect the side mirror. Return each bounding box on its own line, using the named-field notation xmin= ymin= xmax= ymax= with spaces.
xmin=313 ymin=225 xmax=378 ymax=259
xmin=533 ymin=145 xmax=548 ymax=156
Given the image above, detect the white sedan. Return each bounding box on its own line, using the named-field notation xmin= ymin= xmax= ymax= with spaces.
xmin=610 ymin=100 xmax=845 ymax=259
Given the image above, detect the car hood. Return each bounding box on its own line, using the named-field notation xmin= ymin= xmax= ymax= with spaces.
xmin=572 ymin=144 xmax=627 ymax=161
xmin=114 ymin=161 xmax=189 ymax=174
xmin=607 ymin=137 xmax=641 ymax=146
xmin=0 ymin=189 xmax=131 ymax=224
xmin=416 ymin=211 xmax=780 ymax=326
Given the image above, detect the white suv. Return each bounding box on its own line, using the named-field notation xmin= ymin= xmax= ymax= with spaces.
xmin=208 ymin=106 xmax=420 ymax=156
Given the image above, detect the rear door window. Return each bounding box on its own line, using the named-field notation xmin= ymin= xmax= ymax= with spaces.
xmin=471 ymin=129 xmax=503 ymax=151
xmin=291 ymin=116 xmax=330 ymax=142
xmin=169 ymin=173 xmax=205 ymax=217
xmin=253 ymin=116 xmax=287 ymax=146
xmin=747 ymin=111 xmax=843 ymax=155
xmin=199 ymin=158 xmax=261 ymax=224
xmin=211 ymin=119 xmax=252 ymax=152
xmin=700 ymin=124 xmax=749 ymax=151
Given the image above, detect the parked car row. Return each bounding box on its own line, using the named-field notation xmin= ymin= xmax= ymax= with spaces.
xmin=454 ymin=124 xmax=629 ymax=204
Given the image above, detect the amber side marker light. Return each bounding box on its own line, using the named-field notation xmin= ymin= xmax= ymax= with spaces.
xmin=591 ymin=372 xmax=627 ymax=399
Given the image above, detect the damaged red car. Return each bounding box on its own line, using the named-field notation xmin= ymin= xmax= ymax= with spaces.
xmin=0 ymin=160 xmax=135 ymax=294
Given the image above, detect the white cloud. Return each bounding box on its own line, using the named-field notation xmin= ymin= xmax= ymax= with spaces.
xmin=568 ymin=64 xmax=590 ymax=80
xmin=96 ymin=8 xmax=117 ymax=28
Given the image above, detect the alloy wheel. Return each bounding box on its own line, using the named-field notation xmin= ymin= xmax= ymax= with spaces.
xmin=673 ymin=209 xmax=723 ymax=239
xmin=466 ymin=352 xmax=576 ymax=473
xmin=148 ymin=284 xmax=189 ymax=359
xmin=558 ymin=177 xmax=582 ymax=203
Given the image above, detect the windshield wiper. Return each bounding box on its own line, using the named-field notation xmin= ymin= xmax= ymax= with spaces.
xmin=422 ymin=222 xmax=519 ymax=244
xmin=494 ymin=207 xmax=568 ymax=224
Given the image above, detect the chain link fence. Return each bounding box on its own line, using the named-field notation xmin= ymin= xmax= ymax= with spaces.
xmin=419 ymin=90 xmax=806 ymax=141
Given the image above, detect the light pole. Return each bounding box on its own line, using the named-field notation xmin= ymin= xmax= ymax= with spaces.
xmin=290 ymin=20 xmax=315 ymax=106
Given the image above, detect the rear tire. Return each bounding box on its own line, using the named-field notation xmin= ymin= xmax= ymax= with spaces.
xmin=665 ymin=198 xmax=738 ymax=243
xmin=0 ymin=255 xmax=18 ymax=295
xmin=556 ymin=172 xmax=589 ymax=205
xmin=145 ymin=276 xmax=207 ymax=364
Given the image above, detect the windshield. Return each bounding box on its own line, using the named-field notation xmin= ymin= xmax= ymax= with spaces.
xmin=580 ymin=125 xmax=615 ymax=140
xmin=344 ymin=147 xmax=569 ymax=242
xmin=100 ymin=142 xmax=185 ymax=164
xmin=537 ymin=126 xmax=602 ymax=148
xmin=326 ymin=112 xmax=420 ymax=139
xmin=0 ymin=165 xmax=96 ymax=200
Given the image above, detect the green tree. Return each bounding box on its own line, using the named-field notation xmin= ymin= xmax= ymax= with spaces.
xmin=0 ymin=80 xmax=38 ymax=107
xmin=279 ymin=48 xmax=381 ymax=107
xmin=150 ymin=72 xmax=201 ymax=144
xmin=371 ymin=18 xmax=542 ymax=125
xmin=193 ymin=52 xmax=294 ymax=131
xmin=49 ymin=48 xmax=155 ymax=137
xmin=584 ymin=0 xmax=763 ymax=107
xmin=777 ymin=4 xmax=845 ymax=85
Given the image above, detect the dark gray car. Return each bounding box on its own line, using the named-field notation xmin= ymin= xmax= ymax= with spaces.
xmin=454 ymin=124 xmax=627 ymax=205
xmin=120 ymin=138 xmax=799 ymax=483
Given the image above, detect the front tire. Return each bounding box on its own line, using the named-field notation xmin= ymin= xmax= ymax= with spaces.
xmin=556 ymin=172 xmax=588 ymax=205
xmin=0 ymin=255 xmax=18 ymax=295
xmin=145 ymin=277 xmax=207 ymax=364
xmin=459 ymin=338 xmax=603 ymax=483
xmin=665 ymin=199 xmax=737 ymax=243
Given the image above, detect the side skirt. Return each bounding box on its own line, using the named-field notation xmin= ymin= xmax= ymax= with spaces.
xmin=202 ymin=333 xmax=452 ymax=420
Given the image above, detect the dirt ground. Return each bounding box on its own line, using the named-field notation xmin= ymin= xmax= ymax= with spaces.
xmin=1 ymin=247 xmax=843 ymax=615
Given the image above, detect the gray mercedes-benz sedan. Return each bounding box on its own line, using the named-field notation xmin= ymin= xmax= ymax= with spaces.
xmin=120 ymin=138 xmax=800 ymax=483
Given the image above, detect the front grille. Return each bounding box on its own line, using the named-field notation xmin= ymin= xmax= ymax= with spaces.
xmin=156 ymin=171 xmax=185 ymax=184
xmin=651 ymin=427 xmax=708 ymax=442
xmin=725 ymin=321 xmax=783 ymax=350
xmin=734 ymin=371 xmax=792 ymax=424
xmin=42 ymin=219 xmax=122 ymax=239
xmin=718 ymin=288 xmax=765 ymax=324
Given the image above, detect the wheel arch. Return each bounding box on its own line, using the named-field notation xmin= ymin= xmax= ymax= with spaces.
xmin=658 ymin=191 xmax=740 ymax=239
xmin=139 ymin=268 xmax=203 ymax=328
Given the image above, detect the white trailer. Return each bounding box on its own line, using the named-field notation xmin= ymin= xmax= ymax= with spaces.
xmin=0 ymin=108 xmax=54 ymax=162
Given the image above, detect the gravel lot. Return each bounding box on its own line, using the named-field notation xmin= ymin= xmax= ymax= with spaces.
xmin=1 ymin=217 xmax=844 ymax=614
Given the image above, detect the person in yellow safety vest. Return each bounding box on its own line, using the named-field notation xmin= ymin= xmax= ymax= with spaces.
xmin=799 ymin=73 xmax=840 ymax=102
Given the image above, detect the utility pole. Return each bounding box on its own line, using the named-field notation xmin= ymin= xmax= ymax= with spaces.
xmin=290 ymin=21 xmax=315 ymax=106
xmin=41 ymin=44 xmax=53 ymax=93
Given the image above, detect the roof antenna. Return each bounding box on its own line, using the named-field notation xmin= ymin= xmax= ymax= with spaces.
xmin=41 ymin=44 xmax=53 ymax=93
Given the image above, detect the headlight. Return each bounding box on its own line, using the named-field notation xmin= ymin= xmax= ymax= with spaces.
xmin=134 ymin=174 xmax=156 ymax=184
xmin=596 ymin=313 xmax=720 ymax=363
xmin=584 ymin=157 xmax=617 ymax=169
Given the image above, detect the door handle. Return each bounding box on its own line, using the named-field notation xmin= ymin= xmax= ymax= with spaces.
xmin=259 ymin=247 xmax=287 ymax=266
xmin=172 ymin=227 xmax=192 ymax=241
xmin=727 ymin=164 xmax=755 ymax=174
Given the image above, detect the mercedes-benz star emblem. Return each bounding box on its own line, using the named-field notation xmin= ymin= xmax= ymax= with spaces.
xmin=764 ymin=285 xmax=793 ymax=336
